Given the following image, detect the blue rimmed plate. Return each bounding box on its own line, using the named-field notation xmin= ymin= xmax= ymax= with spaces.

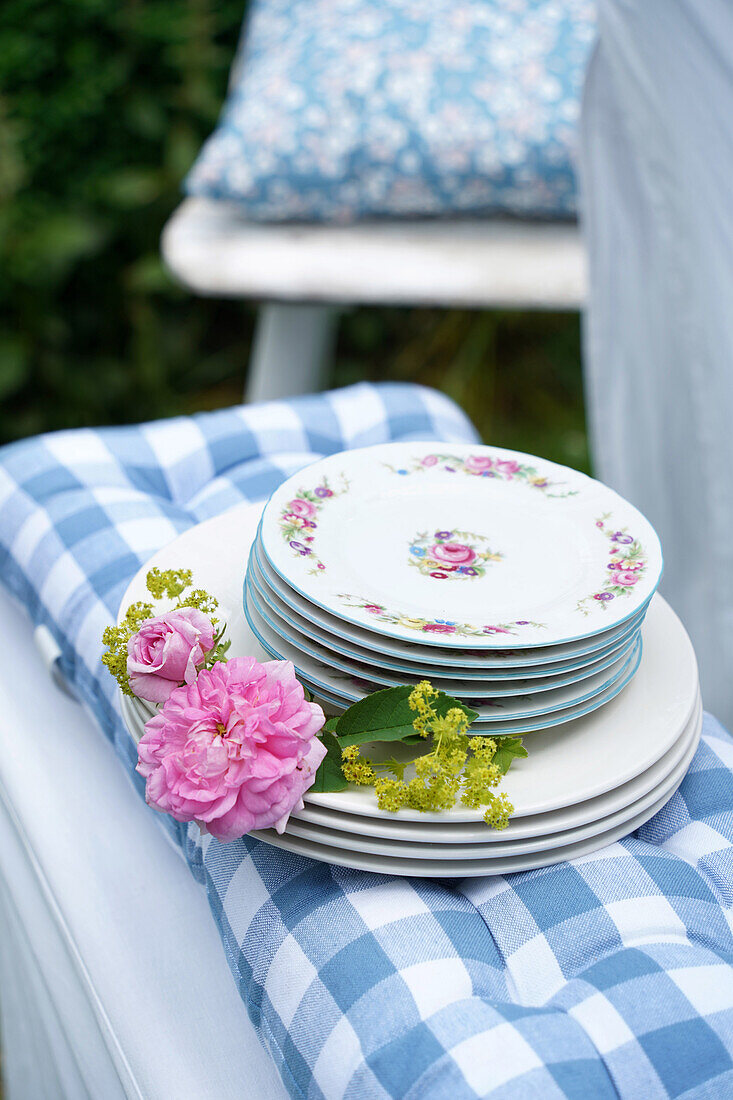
xmin=259 ymin=442 xmax=662 ymax=649
xmin=243 ymin=581 xmax=643 ymax=729
xmin=246 ymin=564 xmax=640 ymax=699
xmin=252 ymin=529 xmax=651 ymax=670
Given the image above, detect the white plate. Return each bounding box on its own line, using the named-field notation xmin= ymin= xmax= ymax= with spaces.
xmin=294 ymin=698 xmax=702 ymax=842
xmin=259 ymin=442 xmax=663 ymax=649
xmin=281 ymin=719 xmax=700 ymax=859
xmin=306 ymin=599 xmax=697 ymax=819
xmin=251 ymin=779 xmax=685 ymax=877
xmin=120 ymin=693 xmax=701 ymax=856
xmin=244 ymin=581 xmax=642 ymax=720
xmin=253 ymin=534 xmax=650 ymax=670
xmin=117 ymin=501 xmax=697 ymax=819
xmin=246 ymin=559 xmax=640 ymax=695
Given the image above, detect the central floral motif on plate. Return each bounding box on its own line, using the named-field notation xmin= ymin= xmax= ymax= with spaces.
xmin=408 ymin=528 xmax=502 ymax=581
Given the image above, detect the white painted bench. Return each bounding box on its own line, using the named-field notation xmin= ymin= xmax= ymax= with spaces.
xmin=162 ymin=197 xmax=586 ymax=403
xmin=0 ymin=587 xmax=286 ymax=1100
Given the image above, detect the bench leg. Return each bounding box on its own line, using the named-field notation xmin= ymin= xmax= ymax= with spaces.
xmin=246 ymin=304 xmax=338 ymax=403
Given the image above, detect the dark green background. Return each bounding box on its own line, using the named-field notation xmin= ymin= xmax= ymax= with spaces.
xmin=0 ymin=0 xmax=588 ymax=469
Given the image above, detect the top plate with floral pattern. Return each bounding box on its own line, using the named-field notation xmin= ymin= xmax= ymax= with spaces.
xmin=259 ymin=442 xmax=663 ymax=649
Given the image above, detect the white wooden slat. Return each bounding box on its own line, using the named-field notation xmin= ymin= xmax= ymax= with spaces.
xmin=162 ymin=197 xmax=586 ymax=310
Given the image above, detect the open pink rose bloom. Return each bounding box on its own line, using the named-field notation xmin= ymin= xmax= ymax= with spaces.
xmin=136 ymin=657 xmax=327 ymax=841
xmin=127 ymin=607 xmax=216 ymax=704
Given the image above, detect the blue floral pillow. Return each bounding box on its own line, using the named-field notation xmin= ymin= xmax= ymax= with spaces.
xmin=186 ymin=0 xmax=596 ymax=223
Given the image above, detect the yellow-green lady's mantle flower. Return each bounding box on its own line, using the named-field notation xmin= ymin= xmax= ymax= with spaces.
xmin=336 ymin=679 xmax=518 ymax=829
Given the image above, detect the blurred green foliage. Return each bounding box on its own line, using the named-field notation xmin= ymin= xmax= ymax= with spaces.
xmin=0 ymin=0 xmax=588 ymax=470
xmin=1 ymin=0 xmax=253 ymax=438
xmin=335 ymin=307 xmax=588 ymax=472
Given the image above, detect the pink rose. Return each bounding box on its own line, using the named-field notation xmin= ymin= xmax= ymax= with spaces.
xmin=495 ymin=459 xmax=522 ymax=475
xmin=421 ymin=454 xmax=438 ymax=467
xmin=423 ymin=623 xmax=456 ymax=634
xmin=431 ymin=542 xmax=476 ymax=566
xmin=465 ymin=455 xmax=494 ymax=473
xmin=611 ymin=569 xmax=640 ymax=587
xmin=288 ymin=498 xmax=316 ymax=519
xmin=127 ymin=608 xmax=215 ymax=704
xmin=137 ymin=657 xmax=327 ymax=841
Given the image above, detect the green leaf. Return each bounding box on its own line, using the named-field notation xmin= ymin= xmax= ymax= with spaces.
xmin=492 ymin=737 xmax=528 ymax=776
xmin=333 ymin=685 xmax=478 ymax=749
xmin=322 ymin=717 xmax=339 ymax=733
xmin=311 ymin=732 xmax=348 ymax=793
xmin=379 ymin=757 xmax=407 ymax=781
xmin=209 ymin=638 xmax=231 ymax=664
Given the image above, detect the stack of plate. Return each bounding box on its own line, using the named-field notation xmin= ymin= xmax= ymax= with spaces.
xmin=244 ymin=442 xmax=664 ymax=734
xmin=119 ymin=499 xmax=699 ymax=877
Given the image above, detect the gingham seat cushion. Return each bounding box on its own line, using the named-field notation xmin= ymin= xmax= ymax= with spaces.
xmin=0 ymin=382 xmax=732 ymax=1099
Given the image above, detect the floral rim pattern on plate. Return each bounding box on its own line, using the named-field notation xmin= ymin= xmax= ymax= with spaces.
xmin=336 ymin=594 xmax=545 ymax=639
xmin=576 ymin=515 xmax=647 ymax=615
xmin=386 ymin=452 xmax=578 ymax=497
xmin=408 ymin=528 xmax=502 ymax=581
xmin=277 ymin=475 xmax=349 ymax=573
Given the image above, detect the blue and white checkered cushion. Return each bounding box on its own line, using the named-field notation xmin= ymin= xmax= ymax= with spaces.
xmin=1 ymin=382 xmax=732 ymax=1099
xmin=186 ymin=0 xmax=596 ymax=222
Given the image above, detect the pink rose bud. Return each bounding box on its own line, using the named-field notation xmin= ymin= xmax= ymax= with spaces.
xmin=127 ymin=607 xmax=216 ymax=704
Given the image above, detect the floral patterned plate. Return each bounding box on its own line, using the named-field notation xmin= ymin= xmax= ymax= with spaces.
xmin=259 ymin=442 xmax=663 ymax=649
xmin=246 ymin=565 xmax=640 ymax=698
xmin=248 ymin=547 xmax=645 ymax=681
xmin=259 ymin=640 xmax=643 ymax=737
xmin=252 ymin=531 xmax=651 ymax=670
xmin=244 ymin=582 xmax=642 ymax=726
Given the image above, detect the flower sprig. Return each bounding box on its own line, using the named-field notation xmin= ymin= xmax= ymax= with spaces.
xmin=102 ymin=567 xmax=229 ymax=696
xmin=314 ymin=681 xmax=527 ymax=829
xmin=106 ymin=572 xmax=527 ymax=837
